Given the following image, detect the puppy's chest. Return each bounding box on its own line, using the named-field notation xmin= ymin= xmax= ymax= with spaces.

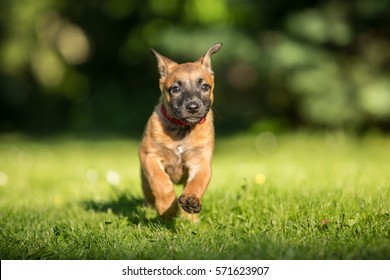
xmin=161 ymin=144 xmax=189 ymax=184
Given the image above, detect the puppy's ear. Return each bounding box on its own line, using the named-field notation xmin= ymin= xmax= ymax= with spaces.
xmin=150 ymin=49 xmax=178 ymax=78
xmin=197 ymin=42 xmax=222 ymax=74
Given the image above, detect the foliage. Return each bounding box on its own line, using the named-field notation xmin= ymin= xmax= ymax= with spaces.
xmin=0 ymin=133 xmax=389 ymax=259
xmin=0 ymin=0 xmax=389 ymax=134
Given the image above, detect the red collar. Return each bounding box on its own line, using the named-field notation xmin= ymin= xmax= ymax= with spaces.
xmin=160 ymin=105 xmax=206 ymax=126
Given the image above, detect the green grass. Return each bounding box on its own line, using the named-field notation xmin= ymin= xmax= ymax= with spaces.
xmin=0 ymin=132 xmax=389 ymax=259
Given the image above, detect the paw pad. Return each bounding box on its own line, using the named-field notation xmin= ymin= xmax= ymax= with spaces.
xmin=178 ymin=194 xmax=202 ymax=214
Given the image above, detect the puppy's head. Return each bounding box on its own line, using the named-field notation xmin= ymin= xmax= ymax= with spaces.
xmin=151 ymin=43 xmax=222 ymax=126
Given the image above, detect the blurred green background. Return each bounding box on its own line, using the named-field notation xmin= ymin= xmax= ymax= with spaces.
xmin=1 ymin=0 xmax=389 ymax=136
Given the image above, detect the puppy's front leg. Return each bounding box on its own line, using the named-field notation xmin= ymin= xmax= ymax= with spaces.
xmin=140 ymin=155 xmax=178 ymax=219
xmin=179 ymin=157 xmax=212 ymax=214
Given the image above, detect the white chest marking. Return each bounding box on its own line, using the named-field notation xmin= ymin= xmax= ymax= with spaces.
xmin=176 ymin=145 xmax=184 ymax=155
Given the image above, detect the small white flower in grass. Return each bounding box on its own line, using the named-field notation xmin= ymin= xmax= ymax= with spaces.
xmin=106 ymin=170 xmax=120 ymax=186
xmin=0 ymin=171 xmax=8 ymax=186
xmin=86 ymin=169 xmax=99 ymax=184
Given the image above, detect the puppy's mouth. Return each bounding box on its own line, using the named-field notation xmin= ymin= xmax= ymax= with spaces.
xmin=171 ymin=108 xmax=208 ymax=125
xmin=183 ymin=116 xmax=205 ymax=125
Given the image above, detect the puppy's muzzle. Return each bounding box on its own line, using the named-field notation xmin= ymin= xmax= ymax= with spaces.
xmin=186 ymin=101 xmax=200 ymax=114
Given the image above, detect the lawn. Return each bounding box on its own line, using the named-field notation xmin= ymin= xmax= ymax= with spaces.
xmin=0 ymin=132 xmax=389 ymax=259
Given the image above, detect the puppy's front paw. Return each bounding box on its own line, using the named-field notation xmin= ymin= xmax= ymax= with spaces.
xmin=178 ymin=194 xmax=202 ymax=214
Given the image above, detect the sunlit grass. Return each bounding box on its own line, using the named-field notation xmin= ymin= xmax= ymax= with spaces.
xmin=0 ymin=132 xmax=389 ymax=259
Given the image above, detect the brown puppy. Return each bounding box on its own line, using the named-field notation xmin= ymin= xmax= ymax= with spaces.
xmin=139 ymin=43 xmax=222 ymax=220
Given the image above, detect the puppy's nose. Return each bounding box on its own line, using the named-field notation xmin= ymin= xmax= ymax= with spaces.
xmin=186 ymin=102 xmax=200 ymax=113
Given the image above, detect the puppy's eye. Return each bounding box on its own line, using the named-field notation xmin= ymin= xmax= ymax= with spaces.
xmin=170 ymin=86 xmax=181 ymax=94
xmin=201 ymin=84 xmax=210 ymax=92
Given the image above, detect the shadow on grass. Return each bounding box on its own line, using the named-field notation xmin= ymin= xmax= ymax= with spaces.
xmin=82 ymin=193 xmax=176 ymax=229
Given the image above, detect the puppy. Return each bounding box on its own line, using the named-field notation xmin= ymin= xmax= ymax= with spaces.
xmin=139 ymin=43 xmax=222 ymax=219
